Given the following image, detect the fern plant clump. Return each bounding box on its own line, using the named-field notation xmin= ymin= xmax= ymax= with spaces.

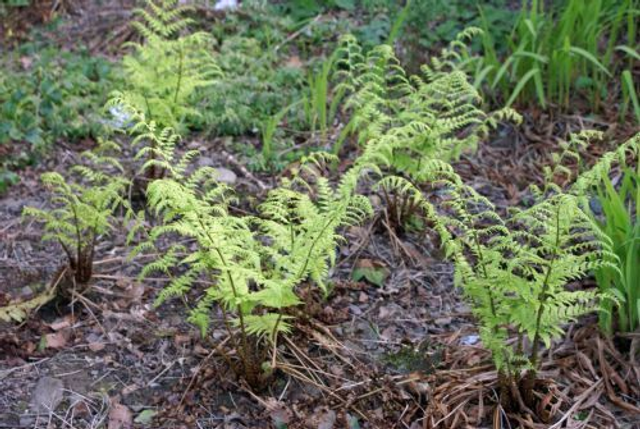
xmin=380 ymin=151 xmax=618 ymax=410
xmin=332 ymin=29 xmax=521 ymax=230
xmin=112 ymin=0 xmax=222 ymax=132
xmin=335 ymin=29 xmax=521 ymax=179
xmin=131 ymin=125 xmax=373 ymax=387
xmin=23 ymin=140 xmax=130 ymax=287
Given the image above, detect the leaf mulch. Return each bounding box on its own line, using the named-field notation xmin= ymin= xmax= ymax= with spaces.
xmin=1 ymin=120 xmax=639 ymax=429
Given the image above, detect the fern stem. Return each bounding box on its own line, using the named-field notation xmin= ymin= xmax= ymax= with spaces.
xmin=218 ymin=302 xmax=240 ymax=356
xmin=471 ymin=227 xmax=500 ymax=332
xmin=195 ymin=214 xmax=252 ymax=368
xmin=69 ymin=203 xmax=83 ymax=271
xmin=467 ymin=210 xmax=516 ymax=381
xmin=298 ymin=215 xmax=337 ymax=302
xmin=173 ymin=44 xmax=184 ymax=106
xmin=289 ymin=223 xmax=295 ymax=254
xmin=270 ymin=312 xmax=284 ymax=369
xmin=57 ymin=238 xmax=75 ymax=270
xmin=143 ymin=94 xmax=153 ymax=123
xmin=298 ymin=216 xmax=336 ymax=279
xmin=529 ymin=203 xmax=562 ymax=369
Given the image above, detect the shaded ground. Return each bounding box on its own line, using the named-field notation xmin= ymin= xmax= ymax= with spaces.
xmin=1 ymin=3 xmax=639 ymax=428
xmin=1 ymin=123 xmax=639 ymax=428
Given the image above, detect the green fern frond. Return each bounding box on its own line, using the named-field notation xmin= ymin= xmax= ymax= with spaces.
xmin=22 ymin=146 xmax=131 ymax=284
xmin=114 ymin=0 xmax=222 ymax=132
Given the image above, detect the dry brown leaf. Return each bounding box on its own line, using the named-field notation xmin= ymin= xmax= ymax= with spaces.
xmin=124 ymin=282 xmax=145 ymax=301
xmin=44 ymin=331 xmax=70 ymax=349
xmin=108 ymin=403 xmax=133 ymax=429
xmin=48 ymin=317 xmax=72 ymax=331
xmin=285 ymin=55 xmax=303 ymax=69
xmin=88 ymin=342 xmax=105 ymax=352
xmin=266 ymin=398 xmax=291 ymax=426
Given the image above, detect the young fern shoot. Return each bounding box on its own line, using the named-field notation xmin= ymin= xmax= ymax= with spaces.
xmin=23 ymin=140 xmax=130 ymax=287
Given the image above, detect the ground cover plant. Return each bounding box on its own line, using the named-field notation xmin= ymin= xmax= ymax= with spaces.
xmin=0 ymin=1 xmax=639 ymax=429
xmin=0 ymin=46 xmax=120 ymax=193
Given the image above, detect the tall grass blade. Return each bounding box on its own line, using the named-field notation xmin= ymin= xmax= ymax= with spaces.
xmin=568 ymin=46 xmax=612 ymax=77
xmin=616 ymin=45 xmax=640 ymax=62
xmin=387 ymin=0 xmax=412 ymax=46
xmin=506 ymin=67 xmax=539 ymax=107
xmin=622 ymin=70 xmax=640 ymax=124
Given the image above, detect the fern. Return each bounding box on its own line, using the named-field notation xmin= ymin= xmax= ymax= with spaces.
xmin=112 ymin=0 xmax=222 ymax=132
xmin=103 ymin=101 xmax=190 ymax=189
xmin=564 ymin=133 xmax=640 ymax=334
xmin=381 ymin=152 xmax=618 ymax=407
xmin=333 ymin=30 xmax=520 ymax=230
xmin=23 ymin=140 xmax=130 ymax=285
xmin=136 ymin=129 xmax=372 ymax=387
xmin=528 ymin=132 xmax=640 ymax=335
xmin=257 ymin=152 xmax=373 ymax=296
xmin=334 ymin=30 xmax=521 ymax=180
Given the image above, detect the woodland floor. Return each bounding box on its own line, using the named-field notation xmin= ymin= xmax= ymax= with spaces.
xmin=1 ymin=3 xmax=640 ymax=428
xmin=1 ymin=116 xmax=639 ymax=429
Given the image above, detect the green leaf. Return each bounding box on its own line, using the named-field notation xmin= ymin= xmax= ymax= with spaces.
xmin=511 ymin=50 xmax=548 ymax=64
xmin=505 ymin=68 xmax=540 ymax=107
xmin=621 ymin=70 xmax=640 ymax=124
xmin=615 ymin=45 xmax=640 ymax=62
xmin=250 ymin=282 xmax=301 ymax=309
xmin=242 ymin=313 xmax=294 ymax=337
xmin=134 ymin=409 xmax=158 ymax=425
xmin=568 ymin=46 xmax=611 ymax=77
xmin=352 ymin=267 xmax=388 ymax=287
xmin=333 ymin=0 xmax=355 ymax=10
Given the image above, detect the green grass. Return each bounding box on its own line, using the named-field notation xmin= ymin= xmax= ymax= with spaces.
xmin=593 ymin=162 xmax=640 ymax=334
xmin=477 ymin=0 xmax=638 ymax=116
